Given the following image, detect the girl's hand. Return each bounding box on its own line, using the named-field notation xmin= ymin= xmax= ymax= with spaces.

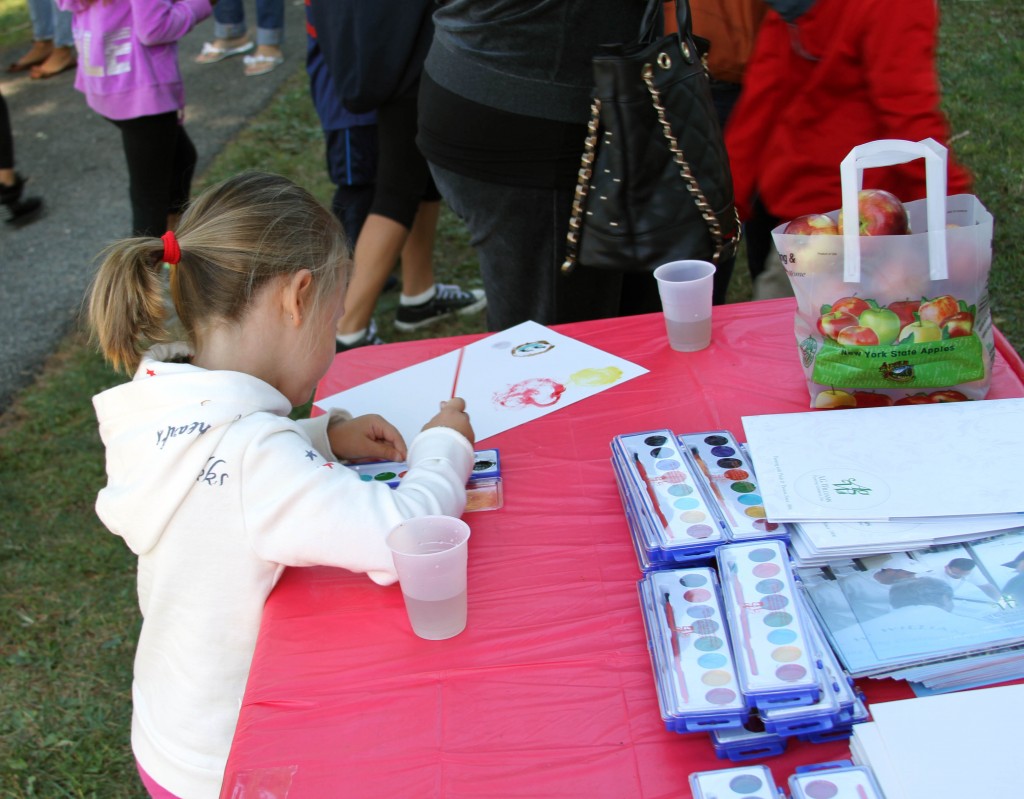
xmin=328 ymin=414 xmax=407 ymax=463
xmin=423 ymin=397 xmax=475 ymax=444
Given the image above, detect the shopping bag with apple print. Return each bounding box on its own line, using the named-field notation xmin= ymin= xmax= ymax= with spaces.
xmin=771 ymin=138 xmax=995 ymax=410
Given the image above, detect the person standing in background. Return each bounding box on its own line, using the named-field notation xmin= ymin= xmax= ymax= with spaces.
xmin=7 ymin=0 xmax=76 ymax=79
xmin=725 ymin=0 xmax=973 ymax=292
xmin=310 ymin=0 xmax=485 ymax=350
xmin=0 ymin=89 xmax=44 ymax=226
xmin=57 ymin=0 xmax=213 ymax=236
xmin=417 ymin=0 xmax=652 ymax=332
xmin=690 ymin=0 xmax=768 ymax=129
xmin=195 ymin=0 xmax=285 ymax=77
xmin=304 ymin=0 xmax=377 ymax=244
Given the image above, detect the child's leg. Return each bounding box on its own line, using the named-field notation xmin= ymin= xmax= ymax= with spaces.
xmin=167 ymin=122 xmax=198 ymax=230
xmin=110 ymin=112 xmax=187 ymax=237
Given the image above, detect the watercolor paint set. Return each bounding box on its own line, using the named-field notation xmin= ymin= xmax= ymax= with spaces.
xmin=788 ymin=761 xmax=886 ymax=799
xmin=611 ymin=430 xmax=728 ymax=567
xmin=349 ymin=449 xmax=503 ymax=512
xmin=638 ymin=568 xmax=749 ymax=732
xmin=688 ymin=761 xmax=885 ymax=799
xmin=716 ymin=540 xmax=821 ymax=711
xmin=610 ymin=429 xmax=791 ymax=571
xmin=689 ymin=764 xmax=786 ymax=799
xmin=677 ymin=431 xmax=790 ymax=542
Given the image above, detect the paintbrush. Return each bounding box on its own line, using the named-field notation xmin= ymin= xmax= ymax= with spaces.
xmin=730 ymin=563 xmax=759 ymax=675
xmin=663 ymin=592 xmax=689 ymax=702
xmin=634 ymin=451 xmax=671 ymax=536
xmin=450 ymin=346 xmax=465 ymax=399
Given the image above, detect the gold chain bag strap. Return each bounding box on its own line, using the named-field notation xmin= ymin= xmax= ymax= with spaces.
xmin=562 ymin=0 xmax=740 ymax=284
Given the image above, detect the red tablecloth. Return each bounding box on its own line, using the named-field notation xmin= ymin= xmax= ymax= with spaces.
xmin=222 ymin=299 xmax=1024 ymax=798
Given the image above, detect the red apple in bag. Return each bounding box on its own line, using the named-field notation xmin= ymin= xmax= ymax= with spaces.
xmin=837 ymin=189 xmax=910 ymax=236
xmin=887 ymin=300 xmax=922 ymax=330
xmin=817 ymin=310 xmax=860 ymax=340
xmin=918 ymin=294 xmax=960 ymax=326
xmin=784 ymin=213 xmax=839 ymax=236
xmin=942 ymin=310 xmax=975 ymax=338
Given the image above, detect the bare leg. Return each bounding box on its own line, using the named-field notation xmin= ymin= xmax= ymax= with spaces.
xmin=398 ymin=201 xmax=440 ymax=298
xmin=337 ymin=213 xmax=410 ymax=336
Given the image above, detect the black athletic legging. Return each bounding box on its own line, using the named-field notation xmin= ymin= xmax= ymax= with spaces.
xmin=0 ymin=91 xmax=14 ymax=171
xmin=371 ymin=87 xmax=440 ymax=230
xmin=109 ymin=111 xmax=197 ymax=237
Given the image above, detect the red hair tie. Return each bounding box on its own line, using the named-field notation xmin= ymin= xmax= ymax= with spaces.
xmin=161 ymin=230 xmax=181 ymax=265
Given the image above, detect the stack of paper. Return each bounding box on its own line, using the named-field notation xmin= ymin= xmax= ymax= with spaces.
xmin=795 ymin=527 xmax=1024 ymax=686
xmin=850 ymin=684 xmax=1018 ymax=797
xmin=742 ymin=398 xmax=1024 ymax=564
xmin=743 ymin=397 xmax=1024 ymax=523
xmin=789 ymin=515 xmax=1024 ymax=567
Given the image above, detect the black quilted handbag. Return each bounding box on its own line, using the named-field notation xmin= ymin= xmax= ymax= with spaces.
xmin=561 ymin=0 xmax=740 ymax=300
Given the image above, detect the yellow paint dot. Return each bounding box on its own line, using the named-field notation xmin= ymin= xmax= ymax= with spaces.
xmin=680 ymin=510 xmax=706 ymax=523
xmin=771 ymin=646 xmax=803 ymax=663
xmin=569 ymin=366 xmax=623 ymax=387
xmin=744 ymin=506 xmax=767 ymax=518
xmin=701 ymin=669 xmax=733 ymax=686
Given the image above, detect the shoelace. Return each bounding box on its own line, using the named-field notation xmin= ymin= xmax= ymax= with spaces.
xmin=435 ymin=284 xmax=473 ymax=303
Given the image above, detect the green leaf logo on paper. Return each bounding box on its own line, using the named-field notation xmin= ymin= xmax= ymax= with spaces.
xmin=832 ymin=477 xmax=871 ymax=496
xmin=794 ymin=468 xmax=890 ymax=511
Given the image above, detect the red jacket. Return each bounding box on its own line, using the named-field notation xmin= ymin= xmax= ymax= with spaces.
xmin=725 ymin=0 xmax=972 ymax=222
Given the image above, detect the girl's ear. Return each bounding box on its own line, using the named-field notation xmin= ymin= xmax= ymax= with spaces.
xmin=281 ymin=269 xmax=314 ymax=326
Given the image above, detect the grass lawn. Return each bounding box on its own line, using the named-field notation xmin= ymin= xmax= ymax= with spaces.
xmin=1 ymin=2 xmax=1022 ymax=796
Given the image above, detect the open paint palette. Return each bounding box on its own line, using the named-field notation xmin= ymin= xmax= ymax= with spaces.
xmin=349 ymin=448 xmax=503 ymax=512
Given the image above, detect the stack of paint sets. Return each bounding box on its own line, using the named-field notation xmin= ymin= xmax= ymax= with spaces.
xmin=637 ymin=540 xmax=867 ymax=760
xmin=610 ymin=429 xmax=789 ymax=570
xmin=689 ymin=761 xmax=886 ymax=799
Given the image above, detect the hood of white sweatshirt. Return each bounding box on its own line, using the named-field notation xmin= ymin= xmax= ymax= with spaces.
xmin=92 ymin=343 xmax=293 ymax=556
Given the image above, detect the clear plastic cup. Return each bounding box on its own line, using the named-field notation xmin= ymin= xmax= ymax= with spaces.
xmin=386 ymin=515 xmax=471 ymax=640
xmin=653 ymin=260 xmax=716 ymax=352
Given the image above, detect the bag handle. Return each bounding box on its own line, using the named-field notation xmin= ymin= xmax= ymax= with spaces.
xmin=839 ymin=138 xmax=949 ymax=282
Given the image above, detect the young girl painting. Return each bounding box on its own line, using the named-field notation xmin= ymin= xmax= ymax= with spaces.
xmin=88 ymin=171 xmax=475 ymax=797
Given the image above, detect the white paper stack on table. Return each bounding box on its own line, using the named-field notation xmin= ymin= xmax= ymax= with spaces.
xmin=742 ymin=399 xmax=1024 ymax=688
xmin=850 ymin=683 xmax=1018 ymax=798
xmin=794 ymin=525 xmax=1024 ymax=686
xmin=742 ymin=397 xmax=1024 ymax=563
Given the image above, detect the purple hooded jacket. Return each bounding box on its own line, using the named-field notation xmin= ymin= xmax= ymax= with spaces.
xmin=57 ymin=0 xmax=212 ymax=120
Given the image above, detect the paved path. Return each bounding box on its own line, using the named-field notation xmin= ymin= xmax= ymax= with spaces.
xmin=0 ymin=1 xmax=307 ymax=413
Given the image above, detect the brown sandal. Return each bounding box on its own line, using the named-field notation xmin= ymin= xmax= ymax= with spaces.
xmin=7 ymin=40 xmax=54 ymax=73
xmin=29 ymin=47 xmax=76 ymax=80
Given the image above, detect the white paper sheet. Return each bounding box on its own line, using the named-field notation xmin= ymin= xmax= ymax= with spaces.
xmin=853 ymin=683 xmax=1020 ymax=797
xmin=316 ymin=321 xmax=649 ymax=446
xmin=742 ymin=397 xmax=1024 ymax=521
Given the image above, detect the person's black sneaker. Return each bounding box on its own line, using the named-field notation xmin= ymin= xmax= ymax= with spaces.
xmin=394 ymin=283 xmax=487 ymax=332
xmin=1 ymin=173 xmax=43 ymax=227
xmin=335 ymin=319 xmax=385 ymax=352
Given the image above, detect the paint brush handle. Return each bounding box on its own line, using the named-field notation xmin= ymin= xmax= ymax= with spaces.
xmin=635 ymin=451 xmax=671 ymax=534
xmin=450 ymin=347 xmax=465 ymax=399
xmin=663 ymin=593 xmax=688 ymax=702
